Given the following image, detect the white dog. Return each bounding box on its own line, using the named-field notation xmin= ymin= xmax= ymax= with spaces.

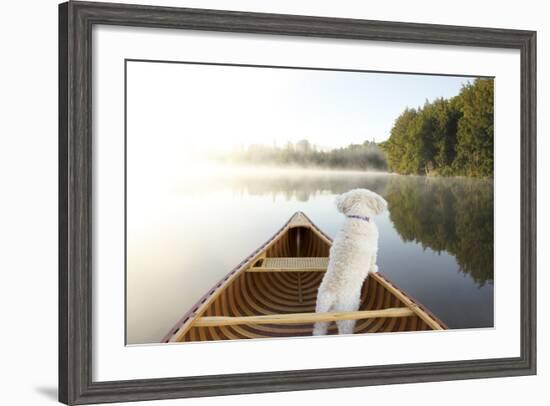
xmin=313 ymin=188 xmax=387 ymax=336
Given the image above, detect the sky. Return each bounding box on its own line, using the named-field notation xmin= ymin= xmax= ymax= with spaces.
xmin=127 ymin=61 xmax=474 ymax=157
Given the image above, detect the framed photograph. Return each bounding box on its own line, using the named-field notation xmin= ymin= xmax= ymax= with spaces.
xmin=59 ymin=1 xmax=536 ymax=404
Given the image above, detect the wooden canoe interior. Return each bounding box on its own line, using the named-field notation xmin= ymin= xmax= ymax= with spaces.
xmin=166 ymin=212 xmax=446 ymax=343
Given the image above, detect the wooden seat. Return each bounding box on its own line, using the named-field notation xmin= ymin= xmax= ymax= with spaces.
xmin=247 ymin=257 xmax=329 ymax=272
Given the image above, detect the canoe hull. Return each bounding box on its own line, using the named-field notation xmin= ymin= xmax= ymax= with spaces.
xmin=163 ymin=212 xmax=446 ymax=343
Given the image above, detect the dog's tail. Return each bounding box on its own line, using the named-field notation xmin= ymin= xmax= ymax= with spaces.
xmin=312 ymin=293 xmax=334 ymax=336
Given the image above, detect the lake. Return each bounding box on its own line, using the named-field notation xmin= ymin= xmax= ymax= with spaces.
xmin=127 ymin=167 xmax=494 ymax=344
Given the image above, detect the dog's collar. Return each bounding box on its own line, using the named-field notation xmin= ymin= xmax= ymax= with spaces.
xmin=346 ymin=214 xmax=370 ymax=222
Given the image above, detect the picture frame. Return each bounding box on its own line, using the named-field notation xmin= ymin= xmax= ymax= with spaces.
xmin=59 ymin=1 xmax=537 ymax=404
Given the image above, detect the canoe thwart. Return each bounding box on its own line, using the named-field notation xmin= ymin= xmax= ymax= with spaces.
xmin=193 ymin=307 xmax=415 ymax=327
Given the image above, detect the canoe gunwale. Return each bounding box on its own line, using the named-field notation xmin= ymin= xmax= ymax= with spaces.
xmin=371 ymin=272 xmax=448 ymax=330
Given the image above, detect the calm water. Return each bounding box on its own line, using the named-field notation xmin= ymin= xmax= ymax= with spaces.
xmin=127 ymin=169 xmax=493 ymax=344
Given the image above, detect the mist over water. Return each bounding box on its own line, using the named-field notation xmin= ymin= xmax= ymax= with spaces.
xmin=126 ymin=167 xmax=493 ymax=344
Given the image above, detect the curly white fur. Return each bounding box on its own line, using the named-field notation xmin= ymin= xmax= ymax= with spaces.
xmin=313 ymin=188 xmax=387 ymax=336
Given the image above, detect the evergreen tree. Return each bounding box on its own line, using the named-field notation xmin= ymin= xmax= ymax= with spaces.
xmin=383 ymin=78 xmax=493 ymax=177
xmin=453 ymin=79 xmax=494 ymax=177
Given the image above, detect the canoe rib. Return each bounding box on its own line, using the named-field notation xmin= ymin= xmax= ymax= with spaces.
xmin=163 ymin=211 xmax=447 ymax=343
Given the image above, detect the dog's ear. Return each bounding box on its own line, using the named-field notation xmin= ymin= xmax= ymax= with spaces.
xmin=335 ymin=193 xmax=349 ymax=214
xmin=365 ymin=192 xmax=387 ymax=215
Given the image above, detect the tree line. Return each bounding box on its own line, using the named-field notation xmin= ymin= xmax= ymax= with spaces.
xmin=217 ymin=139 xmax=388 ymax=171
xmin=380 ymin=78 xmax=494 ymax=177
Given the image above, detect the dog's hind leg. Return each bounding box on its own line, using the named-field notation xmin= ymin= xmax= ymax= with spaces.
xmin=313 ymin=292 xmax=334 ymax=336
xmin=335 ymin=294 xmax=361 ymax=335
xmin=336 ymin=319 xmax=356 ymax=335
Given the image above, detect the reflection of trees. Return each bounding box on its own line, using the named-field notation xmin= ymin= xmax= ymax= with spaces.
xmin=385 ymin=176 xmax=493 ymax=286
xmin=178 ymin=170 xmax=391 ymax=200
xmin=177 ymin=169 xmax=493 ymax=286
xmin=237 ymin=173 xmax=390 ymax=199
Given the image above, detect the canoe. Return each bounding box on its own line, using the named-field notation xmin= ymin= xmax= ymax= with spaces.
xmin=163 ymin=212 xmax=447 ymax=343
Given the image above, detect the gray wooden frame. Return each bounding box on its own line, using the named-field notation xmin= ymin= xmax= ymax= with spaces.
xmin=59 ymin=1 xmax=537 ymax=404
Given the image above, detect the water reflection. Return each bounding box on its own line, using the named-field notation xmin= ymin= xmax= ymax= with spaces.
xmin=127 ymin=168 xmax=494 ymax=343
xmin=178 ymin=169 xmax=493 ymax=286
xmin=385 ymin=176 xmax=494 ymax=286
xmin=177 ymin=169 xmax=389 ymax=199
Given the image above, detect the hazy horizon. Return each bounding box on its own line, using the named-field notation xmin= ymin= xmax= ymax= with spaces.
xmin=127 ymin=61 xmax=474 ymax=157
